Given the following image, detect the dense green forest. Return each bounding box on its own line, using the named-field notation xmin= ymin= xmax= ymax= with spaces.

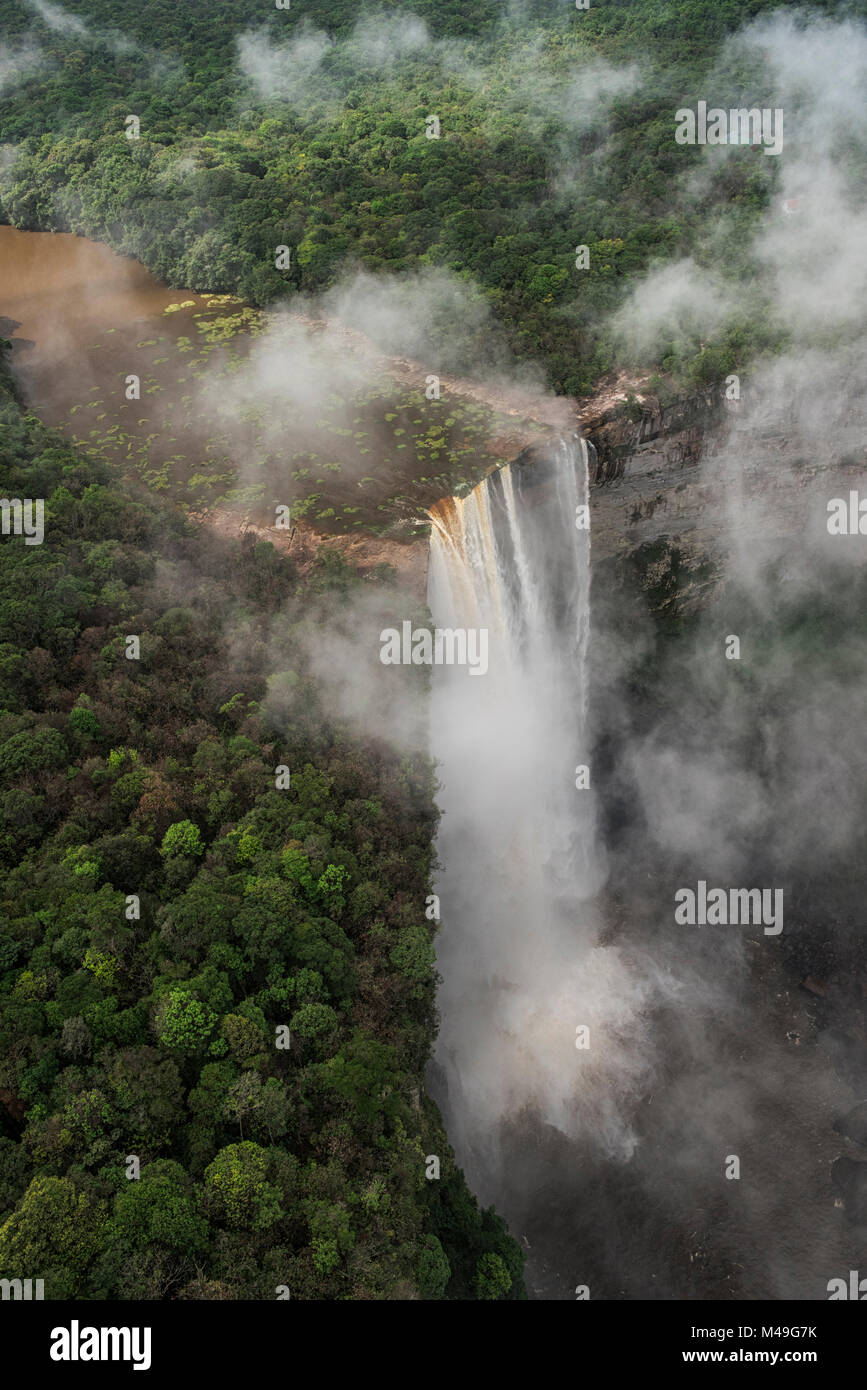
xmin=2 ymin=0 xmax=862 ymax=392
xmin=0 ymin=350 xmax=524 ymax=1299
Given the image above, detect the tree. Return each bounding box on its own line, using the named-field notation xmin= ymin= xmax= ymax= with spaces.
xmin=104 ymin=1047 xmax=186 ymax=1153
xmin=390 ymin=923 xmax=435 ymax=985
xmin=160 ymin=820 xmax=205 ymax=859
xmin=68 ymin=703 xmax=101 ymax=744
xmin=156 ymin=988 xmax=217 ymax=1055
xmin=109 ymin=1160 xmax=209 ymax=1255
xmin=0 ymin=726 xmax=66 ymax=778
xmin=0 ymin=1176 xmax=106 ymax=1299
xmin=221 ymin=1013 xmax=267 ymax=1065
xmin=289 ymin=1002 xmax=338 ymax=1042
xmin=203 ymin=1142 xmax=284 ymax=1231
xmin=474 ymin=1252 xmax=512 ymax=1300
xmin=417 ymin=1234 xmax=451 ymax=1298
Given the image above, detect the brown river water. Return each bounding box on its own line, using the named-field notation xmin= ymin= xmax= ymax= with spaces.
xmin=0 ymin=223 xmax=257 ymax=508
xmin=0 ymin=224 xmax=525 ymax=536
xmin=0 ymin=223 xmax=209 ymax=347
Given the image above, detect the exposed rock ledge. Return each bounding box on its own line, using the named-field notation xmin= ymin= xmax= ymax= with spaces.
xmin=206 ymin=370 xmax=867 ymax=606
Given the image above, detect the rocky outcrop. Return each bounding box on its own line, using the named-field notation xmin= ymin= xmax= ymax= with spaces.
xmin=583 ymin=387 xmax=724 ymax=486
xmin=583 ymin=376 xmax=867 ymax=564
xmin=208 ymin=372 xmax=867 ymax=613
xmin=834 ymin=1102 xmax=867 ymax=1147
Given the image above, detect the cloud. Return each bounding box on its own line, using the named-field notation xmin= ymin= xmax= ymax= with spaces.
xmin=732 ymin=11 xmax=867 ymax=159
xmin=0 ymin=39 xmax=47 ymax=95
xmin=279 ymin=585 xmax=430 ymax=752
xmin=622 ymin=12 xmax=867 ymax=361
xmin=24 ymin=0 xmax=136 ymax=56
xmin=516 ymin=56 xmax=642 ymax=137
xmin=236 ymin=26 xmax=334 ymax=105
xmin=610 ymin=258 xmax=731 ymax=358
xmin=196 ymin=308 xmax=377 ymax=466
xmin=235 ymin=13 xmax=469 ymax=106
xmin=320 ymin=267 xmax=521 ymax=380
xmin=25 ymin=0 xmax=88 ymax=38
xmin=234 ymin=8 xmax=641 ymax=136
xmin=347 ymin=13 xmax=431 ymax=69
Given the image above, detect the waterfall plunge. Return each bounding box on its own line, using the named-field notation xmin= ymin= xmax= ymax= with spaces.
xmin=427 ymin=436 xmax=655 ymax=1180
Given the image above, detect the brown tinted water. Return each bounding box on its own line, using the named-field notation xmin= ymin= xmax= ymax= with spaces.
xmin=0 ymin=223 xmax=249 ymax=502
xmin=0 ymin=223 xmax=209 ymax=344
xmin=0 ymin=224 xmax=524 ymax=533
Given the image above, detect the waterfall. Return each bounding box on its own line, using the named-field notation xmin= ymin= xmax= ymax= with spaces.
xmin=427 ymin=435 xmax=597 ymax=897
xmin=427 ymin=433 xmax=659 ymax=1200
xmin=428 ymin=435 xmax=593 ymax=717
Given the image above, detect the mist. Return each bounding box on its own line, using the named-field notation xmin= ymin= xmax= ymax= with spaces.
xmin=235 ymin=6 xmax=642 ymax=139
xmin=419 ymin=9 xmax=867 ymax=1298
xmin=21 ymin=0 xmax=165 ymax=65
xmin=25 ymin=0 xmax=88 ymax=39
xmin=0 ymin=39 xmax=45 ymax=95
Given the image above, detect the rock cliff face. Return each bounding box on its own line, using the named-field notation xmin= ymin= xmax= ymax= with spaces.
xmin=585 ymin=388 xmax=723 ymax=486
xmin=587 ymin=389 xmax=858 ymax=556
xmin=587 ymin=381 xmax=867 ymax=1244
xmin=568 ymin=379 xmax=866 ymax=615
xmin=584 ymin=389 xmax=726 ymax=557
